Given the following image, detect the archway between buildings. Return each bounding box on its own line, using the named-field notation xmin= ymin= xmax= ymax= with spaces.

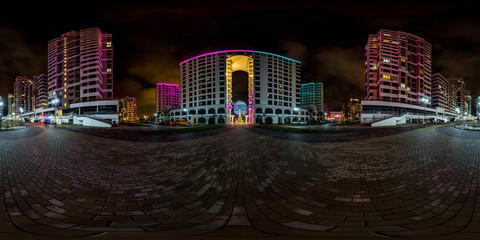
xmin=226 ymin=55 xmax=254 ymax=124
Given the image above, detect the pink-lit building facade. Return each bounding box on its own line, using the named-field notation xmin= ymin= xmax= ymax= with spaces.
xmin=47 ymin=27 xmax=113 ymax=109
xmin=364 ymin=29 xmax=432 ymax=105
xmin=18 ymin=27 xmax=119 ymax=126
xmin=361 ymin=29 xmax=458 ymax=124
xmin=156 ymin=83 xmax=181 ymax=113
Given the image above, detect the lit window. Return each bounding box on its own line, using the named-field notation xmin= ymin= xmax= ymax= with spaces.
xmin=401 ymin=83 xmax=406 ymax=88
xmin=107 ymin=68 xmax=111 ymax=72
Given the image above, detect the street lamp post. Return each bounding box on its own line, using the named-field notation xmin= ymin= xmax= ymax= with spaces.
xmin=0 ymin=100 xmax=4 ymax=130
xmin=52 ymin=98 xmax=59 ymax=128
xmin=154 ymin=113 xmax=158 ymax=124
xmin=421 ymin=97 xmax=429 ymax=123
xmin=183 ymin=108 xmax=188 ymax=126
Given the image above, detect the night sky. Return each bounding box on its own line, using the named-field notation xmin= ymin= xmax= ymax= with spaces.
xmin=1 ymin=1 xmax=479 ymax=115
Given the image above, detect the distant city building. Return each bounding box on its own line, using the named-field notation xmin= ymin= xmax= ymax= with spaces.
xmin=300 ymin=82 xmax=324 ymax=114
xmin=25 ymin=79 xmax=35 ymax=113
xmin=7 ymin=94 xmax=14 ymax=117
xmin=342 ymin=98 xmax=361 ymax=121
xmin=448 ymin=76 xmax=466 ymax=114
xmin=119 ymin=97 xmax=137 ymax=123
xmin=34 ymin=74 xmax=48 ymax=109
xmin=14 ymin=76 xmax=31 ymax=114
xmin=156 ymin=83 xmax=181 ymax=113
xmin=47 ymin=27 xmax=113 ymax=109
xmin=174 ymin=50 xmax=307 ymax=125
xmin=330 ymin=111 xmax=343 ymax=121
xmin=431 ymin=73 xmax=456 ymax=113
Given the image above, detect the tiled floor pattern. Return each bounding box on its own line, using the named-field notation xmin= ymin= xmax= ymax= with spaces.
xmin=0 ymin=124 xmax=479 ymax=238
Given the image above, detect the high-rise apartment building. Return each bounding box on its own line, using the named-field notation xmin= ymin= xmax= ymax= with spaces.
xmin=7 ymin=94 xmax=14 ymax=117
xmin=25 ymin=80 xmax=35 ymax=113
xmin=360 ymin=29 xmax=453 ymax=125
xmin=431 ymin=73 xmax=456 ymax=112
xmin=34 ymin=74 xmax=48 ymax=109
xmin=300 ymin=82 xmax=324 ymax=113
xmin=342 ymin=98 xmax=361 ymax=121
xmin=119 ymin=97 xmax=137 ymax=123
xmin=364 ymin=29 xmax=432 ymax=106
xmin=14 ymin=76 xmax=32 ymax=114
xmin=448 ymin=77 xmax=466 ymax=113
xmin=47 ymin=27 xmax=113 ymax=109
xmin=156 ymin=83 xmax=180 ymax=113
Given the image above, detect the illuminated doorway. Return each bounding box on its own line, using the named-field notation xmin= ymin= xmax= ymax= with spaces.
xmin=226 ymin=55 xmax=254 ymax=124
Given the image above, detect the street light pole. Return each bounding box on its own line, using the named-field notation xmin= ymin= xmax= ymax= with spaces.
xmin=52 ymin=98 xmax=59 ymax=128
xmin=0 ymin=100 xmax=4 ymax=130
xmin=183 ymin=108 xmax=188 ymax=125
xmin=421 ymin=97 xmax=429 ymax=123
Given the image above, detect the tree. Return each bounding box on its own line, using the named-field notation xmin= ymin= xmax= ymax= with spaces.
xmin=300 ymin=104 xmax=317 ymax=122
xmin=161 ymin=105 xmax=171 ymax=126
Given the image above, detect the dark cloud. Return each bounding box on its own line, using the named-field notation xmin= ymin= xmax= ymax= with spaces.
xmin=0 ymin=25 xmax=45 ymax=95
xmin=313 ymin=46 xmax=365 ymax=109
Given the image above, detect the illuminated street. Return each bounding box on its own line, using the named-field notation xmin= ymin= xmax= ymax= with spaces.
xmin=1 ymin=124 xmax=479 ymax=239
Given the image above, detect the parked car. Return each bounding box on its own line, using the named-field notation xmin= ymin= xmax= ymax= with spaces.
xmin=174 ymin=118 xmax=191 ymax=126
xmin=299 ymin=121 xmax=307 ymax=125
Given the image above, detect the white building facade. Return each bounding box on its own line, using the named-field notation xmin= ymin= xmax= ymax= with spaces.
xmin=172 ymin=50 xmax=309 ymax=124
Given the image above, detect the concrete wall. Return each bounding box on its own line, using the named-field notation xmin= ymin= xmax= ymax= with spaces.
xmin=74 ymin=116 xmax=111 ymax=127
xmin=371 ymin=114 xmax=406 ymax=127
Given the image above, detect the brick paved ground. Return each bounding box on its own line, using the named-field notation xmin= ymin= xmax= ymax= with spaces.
xmin=0 ymin=124 xmax=479 ymax=239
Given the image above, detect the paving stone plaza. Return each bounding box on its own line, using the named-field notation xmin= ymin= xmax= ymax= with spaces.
xmin=1 ymin=124 xmax=480 ymax=239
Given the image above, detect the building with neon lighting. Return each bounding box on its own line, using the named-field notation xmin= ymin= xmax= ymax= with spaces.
xmin=361 ymin=29 xmax=458 ymax=124
xmin=17 ymin=27 xmax=119 ymax=127
xmin=47 ymin=27 xmax=113 ymax=108
xmin=300 ymin=82 xmax=324 ymax=114
xmin=156 ymin=83 xmax=181 ymax=113
xmin=119 ymin=96 xmax=137 ymax=123
xmin=174 ymin=50 xmax=308 ymax=124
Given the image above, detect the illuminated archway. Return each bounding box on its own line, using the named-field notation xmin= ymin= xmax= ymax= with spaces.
xmin=226 ymin=55 xmax=254 ymax=124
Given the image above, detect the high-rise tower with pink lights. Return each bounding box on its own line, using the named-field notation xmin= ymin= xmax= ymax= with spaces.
xmin=156 ymin=83 xmax=181 ymax=113
xmin=359 ymin=30 xmax=456 ymax=125
xmin=364 ymin=29 xmax=432 ymax=105
xmin=47 ymin=27 xmax=113 ymax=109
